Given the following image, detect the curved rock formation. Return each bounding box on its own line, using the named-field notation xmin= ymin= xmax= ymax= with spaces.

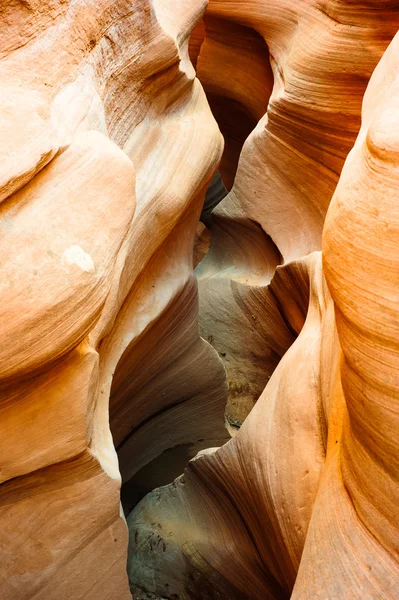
xmin=128 ymin=250 xmax=338 ymax=599
xmin=301 ymin=31 xmax=399 ymax=597
xmin=195 ymin=0 xmax=399 ymax=257
xmin=194 ymin=0 xmax=399 ymax=428
xmin=127 ymin=5 xmax=399 ymax=600
xmin=0 ymin=1 xmax=227 ymax=597
xmin=1 ymin=0 xmax=398 ymax=598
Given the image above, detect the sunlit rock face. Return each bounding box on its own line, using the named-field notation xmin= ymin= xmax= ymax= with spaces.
xmin=127 ymin=1 xmax=399 ymax=599
xmin=192 ymin=0 xmax=399 ymax=431
xmin=0 ymin=1 xmax=398 ymax=600
xmin=0 ymin=1 xmax=227 ymax=597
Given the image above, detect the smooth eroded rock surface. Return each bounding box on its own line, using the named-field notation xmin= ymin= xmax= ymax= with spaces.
xmin=0 ymin=1 xmax=398 ymax=599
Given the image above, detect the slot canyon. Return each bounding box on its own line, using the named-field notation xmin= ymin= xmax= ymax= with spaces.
xmin=0 ymin=1 xmax=398 ymax=599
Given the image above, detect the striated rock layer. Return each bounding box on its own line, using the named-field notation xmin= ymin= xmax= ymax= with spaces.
xmin=0 ymin=0 xmax=398 ymax=599
xmin=193 ymin=0 xmax=399 ymax=428
xmin=128 ymin=2 xmax=399 ymax=600
xmin=0 ymin=0 xmax=227 ymax=597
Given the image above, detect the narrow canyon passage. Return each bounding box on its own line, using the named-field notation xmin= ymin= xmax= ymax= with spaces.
xmin=123 ymin=4 xmax=399 ymax=600
xmin=0 ymin=2 xmax=398 ymax=600
xmin=109 ymin=12 xmax=285 ymax=518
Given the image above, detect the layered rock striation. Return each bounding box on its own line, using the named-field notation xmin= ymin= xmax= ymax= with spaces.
xmin=0 ymin=1 xmax=227 ymax=597
xmin=128 ymin=2 xmax=399 ymax=599
xmin=0 ymin=1 xmax=398 ymax=599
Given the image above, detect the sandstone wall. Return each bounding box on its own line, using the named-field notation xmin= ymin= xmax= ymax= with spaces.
xmin=0 ymin=1 xmax=398 ymax=599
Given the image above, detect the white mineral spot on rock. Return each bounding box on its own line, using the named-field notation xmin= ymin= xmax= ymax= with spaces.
xmin=62 ymin=245 xmax=95 ymax=272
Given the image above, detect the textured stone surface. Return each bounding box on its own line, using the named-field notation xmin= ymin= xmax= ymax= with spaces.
xmin=128 ymin=3 xmax=399 ymax=600
xmin=194 ymin=0 xmax=399 ymax=427
xmin=0 ymin=1 xmax=226 ymax=597
xmin=0 ymin=1 xmax=398 ymax=599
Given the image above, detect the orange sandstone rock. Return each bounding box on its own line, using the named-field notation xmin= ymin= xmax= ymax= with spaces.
xmin=0 ymin=1 xmax=225 ymax=597
xmin=127 ymin=3 xmax=399 ymax=600
xmin=0 ymin=0 xmax=398 ymax=598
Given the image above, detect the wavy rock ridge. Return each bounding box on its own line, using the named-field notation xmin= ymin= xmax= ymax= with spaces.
xmin=0 ymin=1 xmax=227 ymax=597
xmin=0 ymin=1 xmax=398 ymax=599
xmin=128 ymin=1 xmax=399 ymax=599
